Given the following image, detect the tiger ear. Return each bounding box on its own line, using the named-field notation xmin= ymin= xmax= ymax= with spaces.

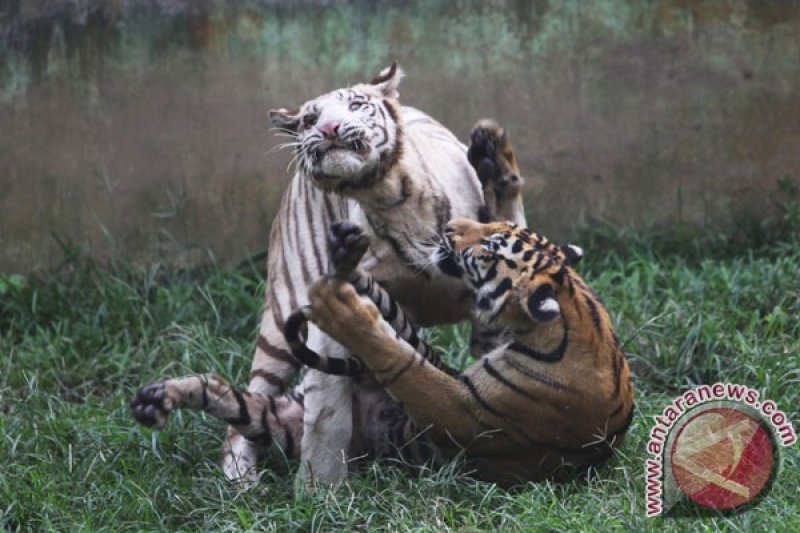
xmin=560 ymin=244 xmax=583 ymax=266
xmin=269 ymin=108 xmax=301 ymax=132
xmin=524 ymin=284 xmax=561 ymax=322
xmin=370 ymin=62 xmax=404 ymax=99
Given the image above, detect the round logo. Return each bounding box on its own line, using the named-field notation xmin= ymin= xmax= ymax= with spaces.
xmin=670 ymin=407 xmax=775 ymax=510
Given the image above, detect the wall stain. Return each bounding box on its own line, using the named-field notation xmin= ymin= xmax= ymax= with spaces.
xmin=1 ymin=0 xmax=799 ymax=271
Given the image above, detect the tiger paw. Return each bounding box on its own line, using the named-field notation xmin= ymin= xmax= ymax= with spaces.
xmin=308 ymin=278 xmax=384 ymax=350
xmin=130 ymin=382 xmax=172 ymax=429
xmin=329 ymin=221 xmax=370 ymax=278
xmin=467 ymin=119 xmax=522 ymax=191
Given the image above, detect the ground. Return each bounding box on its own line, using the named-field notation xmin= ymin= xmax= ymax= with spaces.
xmin=1 ymin=226 xmax=798 ymax=531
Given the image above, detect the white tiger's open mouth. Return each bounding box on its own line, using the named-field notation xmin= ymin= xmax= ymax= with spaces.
xmin=310 ymin=140 xmax=376 ymax=183
xmin=314 ymin=138 xmax=371 ymax=158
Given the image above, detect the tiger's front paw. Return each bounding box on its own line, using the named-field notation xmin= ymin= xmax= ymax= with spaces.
xmin=308 ymin=278 xmax=385 ymax=350
xmin=467 ymin=120 xmax=522 ymax=192
xmin=329 ymin=221 xmax=370 ymax=278
xmin=130 ymin=382 xmax=172 ymax=429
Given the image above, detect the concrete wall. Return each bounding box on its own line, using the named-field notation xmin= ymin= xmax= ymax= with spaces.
xmin=2 ymin=0 xmax=799 ymax=272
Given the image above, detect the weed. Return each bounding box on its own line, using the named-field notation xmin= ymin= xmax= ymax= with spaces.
xmin=1 ymin=232 xmax=798 ymax=530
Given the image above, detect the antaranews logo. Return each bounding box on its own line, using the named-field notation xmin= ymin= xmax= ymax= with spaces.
xmin=645 ymin=383 xmax=796 ymax=517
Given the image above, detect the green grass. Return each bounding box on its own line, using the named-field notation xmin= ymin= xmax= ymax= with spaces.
xmin=1 ymin=230 xmax=798 ymax=531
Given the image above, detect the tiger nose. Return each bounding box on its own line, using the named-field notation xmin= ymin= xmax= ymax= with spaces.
xmin=318 ymin=120 xmax=340 ymax=139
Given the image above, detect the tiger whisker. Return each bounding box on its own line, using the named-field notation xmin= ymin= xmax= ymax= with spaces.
xmin=407 ymin=236 xmax=447 ymax=274
xmin=272 ymin=134 xmax=299 ymax=142
xmin=267 ymin=142 xmax=301 ymax=156
xmin=288 ymin=145 xmax=311 ymax=173
xmin=270 ymin=126 xmax=298 ymax=136
xmin=286 ymin=154 xmax=300 ymax=173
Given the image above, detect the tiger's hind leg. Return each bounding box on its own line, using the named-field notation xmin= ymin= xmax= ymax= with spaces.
xmin=224 ymin=308 xmax=303 ymax=482
xmin=222 ymin=428 xmax=260 ymax=484
xmin=131 ymin=374 xmax=304 ymax=482
xmin=298 ymin=363 xmax=354 ymax=489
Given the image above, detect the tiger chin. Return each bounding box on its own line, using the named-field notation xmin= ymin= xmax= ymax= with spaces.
xmin=304 ymin=218 xmax=635 ymax=487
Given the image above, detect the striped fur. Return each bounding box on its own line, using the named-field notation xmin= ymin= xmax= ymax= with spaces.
xmin=283 ymin=221 xmax=455 ymax=377
xmin=131 ymin=63 xmax=526 ymax=486
xmin=303 ymin=218 xmax=635 ymax=486
xmin=130 ymin=372 xmax=425 ymax=467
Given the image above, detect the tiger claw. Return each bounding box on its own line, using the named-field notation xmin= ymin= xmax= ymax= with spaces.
xmin=468 ymin=126 xmax=494 ymax=162
xmin=471 ymin=128 xmax=496 ymax=158
xmin=468 ymin=119 xmax=523 ymax=212
xmin=329 ymin=221 xmax=370 ymax=277
xmin=131 ymin=382 xmax=170 ymax=428
xmin=468 ymin=122 xmax=504 ymax=186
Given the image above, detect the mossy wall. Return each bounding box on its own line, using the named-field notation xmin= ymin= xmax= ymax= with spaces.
xmin=2 ymin=0 xmax=799 ymax=271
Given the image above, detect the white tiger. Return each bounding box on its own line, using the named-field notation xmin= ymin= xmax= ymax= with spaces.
xmin=131 ymin=63 xmax=526 ymax=487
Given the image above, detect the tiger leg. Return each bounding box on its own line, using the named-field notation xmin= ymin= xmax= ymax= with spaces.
xmin=349 ymin=273 xmax=451 ymax=372
xmin=131 ymin=374 xmax=303 ymax=464
xmin=467 ymin=120 xmax=525 ymax=361
xmin=328 ymin=221 xmax=453 ymax=373
xmin=284 ymin=222 xmax=456 ymax=377
xmin=221 ymin=428 xmax=260 ymax=484
xmin=468 ymin=120 xmax=525 ymax=225
xmin=307 ymin=279 xmax=480 ymax=452
xmin=222 ymin=301 xmax=303 ymax=481
xmin=351 ymin=377 xmax=441 ymax=466
xmin=297 ymin=326 xmax=354 ymax=488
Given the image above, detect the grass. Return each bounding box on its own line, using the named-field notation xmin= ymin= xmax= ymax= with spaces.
xmin=1 ymin=228 xmax=798 ymax=531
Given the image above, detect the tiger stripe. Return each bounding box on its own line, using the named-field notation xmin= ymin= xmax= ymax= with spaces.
xmin=298 ymin=216 xmax=634 ymax=485
xmin=133 ymin=65 xmax=526 ymax=485
xmin=459 ymin=374 xmax=509 ymax=419
xmin=282 ymin=254 xmax=457 ymax=377
xmin=482 ymin=358 xmax=540 ymax=402
xmin=131 ymin=373 xmax=304 ymax=458
xmin=499 ymin=356 xmax=573 ymax=392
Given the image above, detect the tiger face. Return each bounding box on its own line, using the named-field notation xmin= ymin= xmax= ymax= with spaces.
xmin=434 ymin=218 xmax=584 ymax=326
xmin=269 ymin=63 xmax=404 ymax=191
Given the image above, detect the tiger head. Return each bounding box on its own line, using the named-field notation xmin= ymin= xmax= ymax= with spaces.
xmin=269 ymin=63 xmax=404 ymax=191
xmin=434 ymin=218 xmax=584 ymax=327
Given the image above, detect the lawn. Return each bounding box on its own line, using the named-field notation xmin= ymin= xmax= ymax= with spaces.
xmin=1 ymin=226 xmax=798 ymax=531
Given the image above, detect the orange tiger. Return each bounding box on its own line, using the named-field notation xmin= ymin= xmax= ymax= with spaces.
xmin=302 ymin=218 xmax=635 ymax=486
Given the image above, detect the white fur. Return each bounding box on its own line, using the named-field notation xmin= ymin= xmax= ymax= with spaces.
xmin=318 ymin=148 xmax=376 ymax=178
